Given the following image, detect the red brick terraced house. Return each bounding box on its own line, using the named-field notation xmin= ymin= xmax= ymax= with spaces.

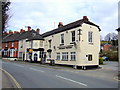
xmin=2 ymin=27 xmax=42 ymax=61
xmin=2 ymin=30 xmax=20 ymax=60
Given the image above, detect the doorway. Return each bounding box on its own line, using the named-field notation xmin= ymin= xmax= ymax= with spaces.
xmin=34 ymin=53 xmax=38 ymax=62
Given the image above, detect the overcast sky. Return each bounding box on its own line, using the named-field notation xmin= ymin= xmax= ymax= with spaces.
xmin=7 ymin=0 xmax=119 ymax=39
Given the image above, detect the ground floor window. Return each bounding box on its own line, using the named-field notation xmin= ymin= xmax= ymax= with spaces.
xmin=88 ymin=54 xmax=92 ymax=61
xmin=62 ymin=52 xmax=68 ymax=61
xmin=56 ymin=52 xmax=60 ymax=60
xmin=10 ymin=49 xmax=14 ymax=57
xmin=48 ymin=52 xmax=51 ymax=59
xmin=39 ymin=51 xmax=44 ymax=58
xmin=19 ymin=52 xmax=22 ymax=58
xmin=70 ymin=52 xmax=76 ymax=61
xmin=4 ymin=51 xmax=7 ymax=56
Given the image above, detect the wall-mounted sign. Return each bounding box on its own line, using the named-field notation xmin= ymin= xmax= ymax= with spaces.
xmin=57 ymin=45 xmax=73 ymax=49
xmin=29 ymin=49 xmax=33 ymax=52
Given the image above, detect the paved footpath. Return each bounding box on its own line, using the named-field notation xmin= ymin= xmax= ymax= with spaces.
xmin=2 ymin=69 xmax=21 ymax=88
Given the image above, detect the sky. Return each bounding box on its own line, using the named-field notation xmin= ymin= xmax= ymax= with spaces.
xmin=7 ymin=0 xmax=119 ymax=39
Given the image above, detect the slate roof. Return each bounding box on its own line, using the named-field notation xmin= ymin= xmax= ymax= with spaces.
xmin=116 ymin=27 xmax=120 ymax=31
xmin=42 ymin=19 xmax=101 ymax=38
xmin=2 ymin=30 xmax=44 ymax=43
xmin=26 ymin=32 xmax=44 ymax=41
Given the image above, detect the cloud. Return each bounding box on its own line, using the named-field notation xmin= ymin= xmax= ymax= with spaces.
xmin=8 ymin=0 xmax=119 ymax=38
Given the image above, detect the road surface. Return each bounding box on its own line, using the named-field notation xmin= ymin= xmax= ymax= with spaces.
xmin=2 ymin=60 xmax=118 ymax=88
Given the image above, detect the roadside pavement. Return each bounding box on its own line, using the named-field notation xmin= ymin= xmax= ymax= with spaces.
xmin=1 ymin=69 xmax=21 ymax=88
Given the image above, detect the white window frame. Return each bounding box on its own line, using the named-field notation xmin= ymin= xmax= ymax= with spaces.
xmin=40 ymin=40 xmax=43 ymax=47
xmin=88 ymin=31 xmax=93 ymax=43
xmin=61 ymin=34 xmax=64 ymax=44
xmin=70 ymin=52 xmax=76 ymax=61
xmin=12 ymin=42 xmax=14 ymax=47
xmin=6 ymin=43 xmax=8 ymax=47
xmin=62 ymin=52 xmax=68 ymax=61
xmin=48 ymin=52 xmax=51 ymax=59
xmin=56 ymin=52 xmax=60 ymax=60
xmin=71 ymin=31 xmax=75 ymax=42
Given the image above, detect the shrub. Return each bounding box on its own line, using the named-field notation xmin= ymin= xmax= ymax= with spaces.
xmin=99 ymin=57 xmax=104 ymax=64
xmin=101 ymin=51 xmax=118 ymax=61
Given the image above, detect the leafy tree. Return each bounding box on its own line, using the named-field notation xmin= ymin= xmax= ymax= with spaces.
xmin=2 ymin=0 xmax=11 ymax=33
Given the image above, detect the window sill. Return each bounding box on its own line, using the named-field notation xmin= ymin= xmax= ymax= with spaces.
xmin=89 ymin=42 xmax=93 ymax=45
xmin=70 ymin=42 xmax=76 ymax=44
xmin=70 ymin=60 xmax=76 ymax=61
xmin=60 ymin=43 xmax=64 ymax=46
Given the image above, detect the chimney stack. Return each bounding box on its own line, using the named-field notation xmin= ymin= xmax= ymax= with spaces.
xmin=83 ymin=16 xmax=89 ymax=21
xmin=58 ymin=22 xmax=63 ymax=28
xmin=9 ymin=30 xmax=13 ymax=34
xmin=20 ymin=29 xmax=25 ymax=32
xmin=28 ymin=26 xmax=31 ymax=31
xmin=4 ymin=31 xmax=8 ymax=35
xmin=36 ymin=28 xmax=40 ymax=33
xmin=14 ymin=31 xmax=18 ymax=34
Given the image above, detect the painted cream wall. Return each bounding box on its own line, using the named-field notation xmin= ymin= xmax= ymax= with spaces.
xmin=44 ymin=23 xmax=100 ymax=66
xmin=44 ymin=26 xmax=81 ymax=64
xmin=79 ymin=23 xmax=100 ymax=66
xmin=32 ymin=40 xmax=44 ymax=49
xmin=18 ymin=39 xmax=27 ymax=60
xmin=25 ymin=40 xmax=44 ymax=61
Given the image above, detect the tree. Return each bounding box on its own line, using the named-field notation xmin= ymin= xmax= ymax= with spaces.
xmin=104 ymin=32 xmax=118 ymax=41
xmin=2 ymin=0 xmax=11 ymax=33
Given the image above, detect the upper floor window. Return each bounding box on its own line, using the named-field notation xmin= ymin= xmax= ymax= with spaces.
xmin=40 ymin=41 xmax=43 ymax=47
xmin=61 ymin=34 xmax=64 ymax=44
xmin=6 ymin=43 xmax=8 ymax=47
xmin=12 ymin=42 xmax=14 ymax=47
xmin=48 ymin=40 xmax=52 ymax=48
xmin=71 ymin=31 xmax=75 ymax=42
xmin=88 ymin=31 xmax=93 ymax=43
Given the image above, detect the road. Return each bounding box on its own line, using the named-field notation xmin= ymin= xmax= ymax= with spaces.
xmin=2 ymin=60 xmax=118 ymax=88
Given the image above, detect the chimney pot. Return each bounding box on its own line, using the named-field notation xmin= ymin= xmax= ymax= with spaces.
xmin=28 ymin=26 xmax=31 ymax=31
xmin=9 ymin=30 xmax=13 ymax=34
xmin=4 ymin=31 xmax=8 ymax=35
xmin=20 ymin=29 xmax=25 ymax=32
xmin=58 ymin=22 xmax=63 ymax=28
xmin=36 ymin=28 xmax=40 ymax=33
xmin=83 ymin=16 xmax=89 ymax=21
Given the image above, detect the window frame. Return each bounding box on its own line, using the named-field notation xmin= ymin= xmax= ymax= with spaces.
xmin=88 ymin=31 xmax=93 ymax=43
xmin=61 ymin=34 xmax=64 ymax=44
xmin=70 ymin=52 xmax=76 ymax=61
xmin=62 ymin=52 xmax=68 ymax=61
xmin=71 ymin=31 xmax=75 ymax=42
xmin=88 ymin=54 xmax=92 ymax=61
xmin=56 ymin=52 xmax=60 ymax=60
xmin=12 ymin=42 xmax=14 ymax=47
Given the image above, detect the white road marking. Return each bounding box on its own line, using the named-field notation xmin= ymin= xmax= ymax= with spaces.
xmin=29 ymin=67 xmax=45 ymax=72
xmin=56 ymin=75 xmax=87 ymax=86
xmin=14 ymin=64 xmax=24 ymax=67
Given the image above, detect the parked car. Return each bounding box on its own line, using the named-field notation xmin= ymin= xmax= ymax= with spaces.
xmin=102 ymin=56 xmax=109 ymax=61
